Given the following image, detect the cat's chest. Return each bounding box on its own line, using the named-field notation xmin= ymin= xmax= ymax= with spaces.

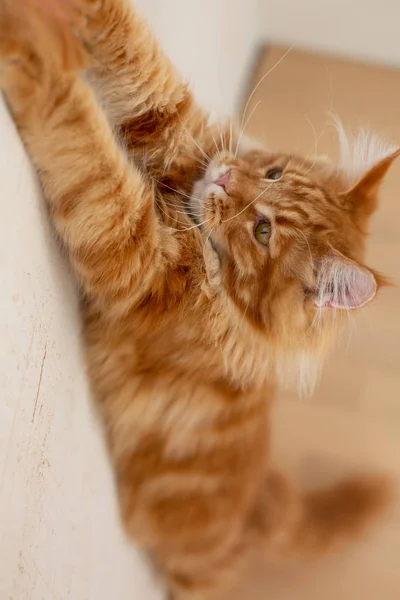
xmin=84 ymin=308 xmax=224 ymax=386
xmin=83 ymin=290 xmax=272 ymax=398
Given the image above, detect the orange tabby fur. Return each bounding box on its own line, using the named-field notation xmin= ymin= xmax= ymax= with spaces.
xmin=0 ymin=1 xmax=397 ymax=598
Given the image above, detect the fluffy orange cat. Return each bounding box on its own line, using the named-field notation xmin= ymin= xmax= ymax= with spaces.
xmin=1 ymin=1 xmax=398 ymax=598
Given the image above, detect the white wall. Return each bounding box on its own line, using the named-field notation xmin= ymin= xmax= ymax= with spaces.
xmin=0 ymin=94 xmax=163 ymax=600
xmin=0 ymin=1 xmax=259 ymax=599
xmin=137 ymin=0 xmax=260 ymax=117
xmin=260 ymin=0 xmax=400 ymax=67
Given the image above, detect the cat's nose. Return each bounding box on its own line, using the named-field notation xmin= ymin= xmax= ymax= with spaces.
xmin=214 ymin=170 xmax=231 ymax=191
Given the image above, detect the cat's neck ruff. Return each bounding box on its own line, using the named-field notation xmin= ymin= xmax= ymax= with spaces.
xmin=206 ymin=288 xmax=325 ymax=397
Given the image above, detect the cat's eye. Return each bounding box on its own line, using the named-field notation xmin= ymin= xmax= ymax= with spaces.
xmin=254 ymin=219 xmax=271 ymax=245
xmin=265 ymin=168 xmax=283 ymax=181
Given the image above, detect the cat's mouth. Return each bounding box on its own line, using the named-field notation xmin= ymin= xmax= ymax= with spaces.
xmin=190 ymin=163 xmax=230 ymax=225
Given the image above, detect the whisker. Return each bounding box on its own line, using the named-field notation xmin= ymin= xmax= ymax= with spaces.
xmin=155 ymin=200 xmax=193 ymax=227
xmin=164 ymin=200 xmax=201 ymax=211
xmin=229 ymin=117 xmax=234 ymax=155
xmin=190 ymin=159 xmax=209 ymax=171
xmin=171 ymin=218 xmax=213 ymax=233
xmin=156 ymin=197 xmax=211 ymax=231
xmin=306 ymin=115 xmax=318 ymax=155
xmin=297 ymin=116 xmax=318 ymax=171
xmin=187 ymin=153 xmax=210 ymax=169
xmin=302 ymin=123 xmax=327 ymax=173
xmin=222 ymin=184 xmax=274 ymax=223
xmin=211 ymin=130 xmax=220 ymax=154
xmin=162 ymin=197 xmax=188 ymax=208
xmin=161 ymin=198 xmax=192 ymax=210
xmin=153 ymin=178 xmax=202 ymax=203
xmin=301 ymin=116 xmax=332 ymax=175
xmin=170 ymin=197 xmax=206 ymax=212
xmin=182 ymin=149 xmax=210 ymax=170
xmin=299 ymin=64 xmax=335 ymax=173
xmin=240 ymin=45 xmax=295 ymax=140
xmin=177 ymin=113 xmax=212 ymax=163
xmin=235 ymin=100 xmax=262 ymax=158
xmin=175 ymin=209 xmax=204 ymax=217
xmin=218 ymin=122 xmax=226 ymax=153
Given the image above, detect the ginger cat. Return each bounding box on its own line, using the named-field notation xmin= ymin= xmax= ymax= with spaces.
xmin=0 ymin=1 xmax=398 ymax=598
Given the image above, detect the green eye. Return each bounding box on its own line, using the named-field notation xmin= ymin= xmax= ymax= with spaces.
xmin=265 ymin=168 xmax=283 ymax=181
xmin=254 ymin=219 xmax=271 ymax=245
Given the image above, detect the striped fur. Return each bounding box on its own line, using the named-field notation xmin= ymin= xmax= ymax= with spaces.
xmin=0 ymin=1 xmax=397 ymax=598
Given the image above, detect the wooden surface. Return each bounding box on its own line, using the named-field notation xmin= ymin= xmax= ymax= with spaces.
xmin=228 ymin=46 xmax=400 ymax=599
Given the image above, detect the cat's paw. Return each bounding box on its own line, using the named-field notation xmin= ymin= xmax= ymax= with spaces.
xmin=0 ymin=12 xmax=42 ymax=94
xmin=66 ymin=0 xmax=131 ymax=47
xmin=68 ymin=0 xmax=109 ymax=46
xmin=0 ymin=1 xmax=86 ymax=118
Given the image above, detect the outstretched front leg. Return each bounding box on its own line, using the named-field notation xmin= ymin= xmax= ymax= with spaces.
xmin=67 ymin=0 xmax=209 ymax=172
xmin=0 ymin=3 xmax=175 ymax=314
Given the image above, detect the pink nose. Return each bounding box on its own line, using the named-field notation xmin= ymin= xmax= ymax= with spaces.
xmin=214 ymin=170 xmax=231 ymax=190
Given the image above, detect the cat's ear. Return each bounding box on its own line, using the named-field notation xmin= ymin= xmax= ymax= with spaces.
xmin=334 ymin=121 xmax=400 ymax=220
xmin=341 ymin=148 xmax=400 ymax=220
xmin=314 ymin=248 xmax=378 ymax=309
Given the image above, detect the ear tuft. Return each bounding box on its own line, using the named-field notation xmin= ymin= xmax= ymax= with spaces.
xmin=332 ymin=115 xmax=398 ymax=187
xmin=315 ymin=250 xmax=377 ymax=310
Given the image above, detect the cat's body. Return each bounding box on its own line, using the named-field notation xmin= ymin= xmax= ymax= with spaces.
xmin=0 ymin=1 xmax=397 ymax=598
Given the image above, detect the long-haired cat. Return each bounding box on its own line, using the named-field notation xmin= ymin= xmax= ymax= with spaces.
xmin=0 ymin=1 xmax=398 ymax=598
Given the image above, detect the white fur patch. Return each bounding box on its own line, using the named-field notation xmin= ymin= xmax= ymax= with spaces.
xmin=237 ymin=133 xmax=266 ymax=156
xmin=332 ymin=115 xmax=397 ymax=186
xmin=275 ymin=349 xmax=323 ymax=397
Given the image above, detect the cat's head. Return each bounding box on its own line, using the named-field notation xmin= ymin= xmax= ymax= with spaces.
xmin=191 ymin=127 xmax=398 ymax=389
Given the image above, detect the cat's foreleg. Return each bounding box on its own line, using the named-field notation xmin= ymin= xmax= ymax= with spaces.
xmin=72 ymin=0 xmax=205 ymax=169
xmin=0 ymin=4 xmax=172 ymax=312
